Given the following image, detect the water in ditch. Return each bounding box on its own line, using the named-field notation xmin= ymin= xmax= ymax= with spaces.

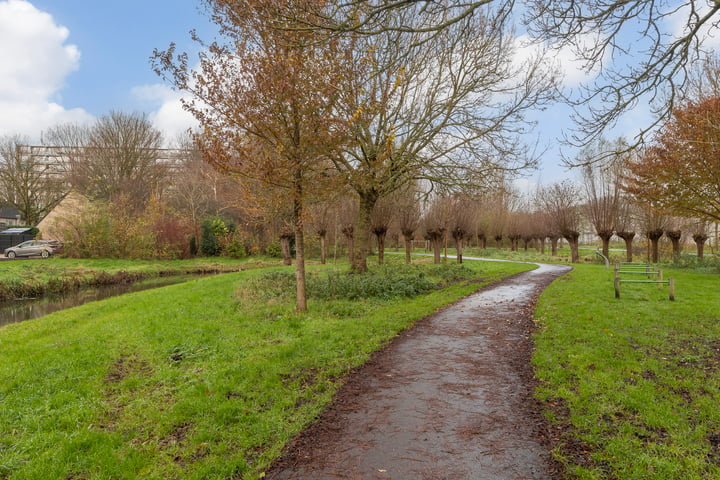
xmin=0 ymin=274 xmax=209 ymax=328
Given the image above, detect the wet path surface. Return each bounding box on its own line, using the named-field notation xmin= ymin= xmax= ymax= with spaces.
xmin=266 ymin=262 xmax=572 ymax=480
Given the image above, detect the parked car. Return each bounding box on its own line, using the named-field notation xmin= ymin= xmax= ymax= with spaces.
xmin=3 ymin=240 xmax=61 ymax=259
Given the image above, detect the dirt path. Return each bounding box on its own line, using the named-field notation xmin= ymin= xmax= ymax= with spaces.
xmin=266 ymin=262 xmax=571 ymax=480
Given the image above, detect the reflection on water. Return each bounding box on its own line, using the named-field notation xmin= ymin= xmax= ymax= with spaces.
xmin=0 ymin=275 xmax=207 ymax=328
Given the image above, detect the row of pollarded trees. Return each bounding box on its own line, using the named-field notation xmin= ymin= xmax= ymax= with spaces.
xmin=319 ymin=167 xmax=715 ymax=268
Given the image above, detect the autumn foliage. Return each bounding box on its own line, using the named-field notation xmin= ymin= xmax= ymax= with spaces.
xmin=625 ymin=97 xmax=720 ymax=222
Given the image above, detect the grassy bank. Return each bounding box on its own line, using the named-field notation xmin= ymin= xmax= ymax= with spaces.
xmin=0 ymin=258 xmax=531 ymax=479
xmin=534 ymin=264 xmax=720 ymax=479
xmin=0 ymin=257 xmax=281 ymax=301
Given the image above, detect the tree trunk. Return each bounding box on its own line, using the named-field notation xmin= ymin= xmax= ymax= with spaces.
xmin=598 ymin=231 xmax=612 ymax=258
xmin=564 ymin=232 xmax=580 ymax=263
xmin=431 ymin=237 xmax=442 ymax=264
xmin=280 ymin=234 xmax=293 ymax=266
xmin=375 ymin=230 xmax=387 ymax=264
xmin=319 ymin=234 xmax=327 ymax=265
xmin=478 ymin=233 xmax=487 ymax=249
xmin=495 ymin=235 xmax=502 ymax=249
xmin=647 ymin=229 xmax=663 ymax=263
xmin=666 ymin=230 xmax=681 ymax=261
xmin=344 ymin=231 xmax=355 ymax=265
xmin=650 ymin=239 xmax=660 ymax=263
xmin=403 ymin=234 xmax=413 ymax=264
xmin=353 ymin=191 xmax=378 ymax=273
xmin=617 ymin=231 xmax=635 ymax=262
xmin=292 ymin=183 xmax=306 ymax=313
xmin=694 ymin=234 xmax=708 ymax=259
xmin=550 ymin=236 xmax=559 ymax=256
xmin=540 ymin=237 xmax=546 ymax=254
xmin=454 ymin=235 xmax=463 ymax=264
xmin=294 ymin=224 xmax=307 ymax=312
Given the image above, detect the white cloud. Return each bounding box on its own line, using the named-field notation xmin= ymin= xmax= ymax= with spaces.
xmin=0 ymin=0 xmax=93 ymax=139
xmin=131 ymin=84 xmax=199 ymax=144
xmin=665 ymin=3 xmax=720 ymax=50
xmin=514 ymin=34 xmax=602 ymax=89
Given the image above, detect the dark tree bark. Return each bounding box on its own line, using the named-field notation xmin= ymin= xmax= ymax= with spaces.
xmin=426 ymin=228 xmax=444 ymax=264
xmin=693 ymin=233 xmax=708 ymax=259
xmin=617 ymin=231 xmax=635 ymax=262
xmin=666 ymin=229 xmax=682 ymax=261
xmin=342 ymin=225 xmax=355 ymax=266
xmin=279 ymin=231 xmax=293 ymax=266
xmin=646 ymin=229 xmax=664 ymax=263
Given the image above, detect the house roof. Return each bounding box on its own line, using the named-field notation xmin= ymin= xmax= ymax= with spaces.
xmin=0 ymin=227 xmax=33 ymax=234
xmin=0 ymin=206 xmax=20 ymax=219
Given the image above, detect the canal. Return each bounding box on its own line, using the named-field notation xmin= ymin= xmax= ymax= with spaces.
xmin=0 ymin=274 xmax=209 ymax=328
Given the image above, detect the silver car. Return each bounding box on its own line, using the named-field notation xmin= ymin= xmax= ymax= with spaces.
xmin=4 ymin=240 xmax=56 ymax=259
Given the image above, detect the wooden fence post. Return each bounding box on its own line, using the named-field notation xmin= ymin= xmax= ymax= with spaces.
xmin=668 ymin=277 xmax=675 ymax=301
xmin=658 ymin=269 xmax=663 ymax=289
xmin=614 ymin=275 xmax=621 ymax=299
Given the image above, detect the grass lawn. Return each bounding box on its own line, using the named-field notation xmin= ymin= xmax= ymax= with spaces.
xmin=0 ymin=257 xmax=531 ymax=479
xmin=534 ymin=263 xmax=720 ymax=479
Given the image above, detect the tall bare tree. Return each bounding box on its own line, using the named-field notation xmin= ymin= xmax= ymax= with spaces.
xmin=43 ymin=112 xmax=166 ymax=208
xmin=580 ymin=139 xmax=623 ymax=257
xmin=0 ymin=136 xmax=68 ymax=225
xmin=330 ymin=4 xmax=558 ymax=272
xmin=541 ymin=180 xmax=583 ymax=263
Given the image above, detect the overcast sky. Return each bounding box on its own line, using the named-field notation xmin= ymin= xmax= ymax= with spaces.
xmin=2 ymin=0 xmax=698 ymax=187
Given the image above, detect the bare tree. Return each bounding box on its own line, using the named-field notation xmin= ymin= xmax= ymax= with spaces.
xmin=423 ymin=196 xmax=451 ymax=264
xmin=337 ymin=196 xmax=358 ymax=266
xmin=394 ymin=187 xmax=421 ymax=264
xmin=541 ymin=180 xmax=583 ymax=263
xmin=0 ymin=136 xmax=68 ymax=225
xmin=615 ymin=197 xmax=638 ymax=263
xmin=580 ymin=139 xmax=623 ymax=257
xmin=640 ymin=206 xmax=668 ymax=264
xmin=371 ymin=196 xmax=394 ymax=265
xmin=43 ymin=112 xmax=166 ymax=208
xmin=691 ymin=220 xmax=710 ymax=259
xmin=309 ymin=201 xmax=335 ymax=265
xmin=448 ymin=194 xmax=474 ymax=264
xmin=665 ymin=217 xmax=686 ymax=262
xmin=526 ymin=0 xmax=720 ymax=154
xmin=330 ymin=4 xmax=558 ymax=272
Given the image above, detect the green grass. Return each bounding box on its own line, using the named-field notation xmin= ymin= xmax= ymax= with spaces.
xmin=0 ymin=258 xmax=531 ymax=479
xmin=534 ymin=263 xmax=720 ymax=479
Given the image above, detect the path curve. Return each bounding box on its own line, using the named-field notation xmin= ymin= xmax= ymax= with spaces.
xmin=266 ymin=261 xmax=572 ymax=480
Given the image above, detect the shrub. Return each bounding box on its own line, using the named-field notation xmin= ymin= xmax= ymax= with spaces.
xmin=237 ymin=264 xmax=476 ymax=303
xmin=265 ymin=240 xmax=282 ymax=258
xmin=200 ymin=217 xmax=229 ymax=256
xmin=226 ymin=234 xmax=247 ymax=259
